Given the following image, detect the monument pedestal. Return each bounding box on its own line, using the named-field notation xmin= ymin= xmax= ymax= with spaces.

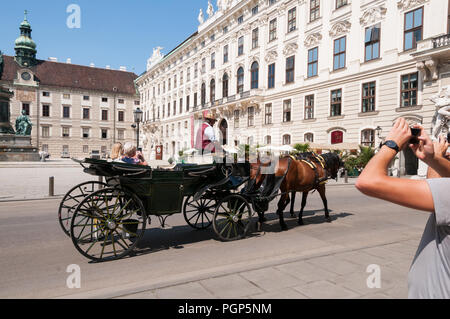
xmin=0 ymin=134 xmax=40 ymax=161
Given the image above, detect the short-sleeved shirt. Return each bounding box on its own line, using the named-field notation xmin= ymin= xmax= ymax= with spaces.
xmin=203 ymin=123 xmax=216 ymax=142
xmin=121 ymin=156 xmax=139 ymax=165
xmin=408 ymin=178 xmax=450 ymax=299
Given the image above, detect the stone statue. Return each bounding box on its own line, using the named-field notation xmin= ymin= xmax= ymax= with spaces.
xmin=207 ymin=1 xmax=215 ymax=17
xmin=15 ymin=109 xmax=32 ymax=136
xmin=198 ymin=9 xmax=204 ymax=24
xmin=430 ymin=85 xmax=450 ymax=140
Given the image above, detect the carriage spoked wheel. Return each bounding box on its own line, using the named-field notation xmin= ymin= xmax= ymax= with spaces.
xmin=70 ymin=187 xmax=146 ymax=262
xmin=213 ymin=194 xmax=253 ymax=242
xmin=58 ymin=181 xmax=107 ymax=236
xmin=183 ymin=195 xmax=216 ymax=230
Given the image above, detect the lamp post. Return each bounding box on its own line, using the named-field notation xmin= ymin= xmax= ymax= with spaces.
xmin=375 ymin=126 xmax=383 ymax=148
xmin=133 ymin=107 xmax=143 ymax=150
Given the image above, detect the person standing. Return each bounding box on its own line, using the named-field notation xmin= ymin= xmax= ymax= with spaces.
xmin=195 ymin=111 xmax=218 ymax=155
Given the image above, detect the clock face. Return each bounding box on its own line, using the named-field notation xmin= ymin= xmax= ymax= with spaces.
xmin=21 ymin=72 xmax=31 ymax=81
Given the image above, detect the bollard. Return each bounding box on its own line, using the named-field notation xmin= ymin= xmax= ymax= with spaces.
xmin=49 ymin=176 xmax=54 ymax=197
xmin=344 ymin=170 xmax=348 ymax=184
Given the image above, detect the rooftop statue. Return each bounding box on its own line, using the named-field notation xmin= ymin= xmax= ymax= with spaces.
xmin=198 ymin=9 xmax=204 ymax=24
xmin=207 ymin=1 xmax=215 ymax=17
xmin=15 ymin=109 xmax=32 ymax=136
xmin=147 ymin=47 xmax=164 ymax=71
xmin=430 ymin=85 xmax=450 ymax=140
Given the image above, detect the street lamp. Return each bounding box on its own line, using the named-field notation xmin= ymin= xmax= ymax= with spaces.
xmin=133 ymin=107 xmax=143 ymax=150
xmin=375 ymin=126 xmax=382 ymax=138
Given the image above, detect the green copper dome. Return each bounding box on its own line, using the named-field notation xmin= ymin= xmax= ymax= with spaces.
xmin=15 ymin=35 xmax=36 ymax=50
xmin=14 ymin=10 xmax=37 ymax=67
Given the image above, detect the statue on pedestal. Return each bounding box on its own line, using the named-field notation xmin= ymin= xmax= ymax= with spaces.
xmin=198 ymin=9 xmax=205 ymax=24
xmin=430 ymin=85 xmax=450 ymax=140
xmin=15 ymin=109 xmax=32 ymax=136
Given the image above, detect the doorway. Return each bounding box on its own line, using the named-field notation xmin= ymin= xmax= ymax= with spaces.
xmin=219 ymin=119 xmax=228 ymax=145
xmin=404 ymin=147 xmax=418 ymax=175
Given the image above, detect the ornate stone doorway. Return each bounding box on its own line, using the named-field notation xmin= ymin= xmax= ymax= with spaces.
xmin=403 ymin=147 xmax=418 ymax=176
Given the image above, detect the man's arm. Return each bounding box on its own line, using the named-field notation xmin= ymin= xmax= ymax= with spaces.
xmin=355 ymin=118 xmax=435 ymax=213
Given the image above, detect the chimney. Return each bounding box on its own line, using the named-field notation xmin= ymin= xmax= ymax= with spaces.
xmin=106 ymin=65 xmax=111 ymax=69
xmin=90 ymin=63 xmax=95 ymax=68
xmin=48 ymin=57 xmax=58 ymax=62
xmin=66 ymin=58 xmax=72 ymax=64
xmin=119 ymin=66 xmax=127 ymax=71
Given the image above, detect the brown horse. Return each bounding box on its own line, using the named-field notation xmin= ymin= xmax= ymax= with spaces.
xmin=249 ymin=154 xmax=336 ymax=231
xmin=288 ymin=152 xmax=342 ymax=226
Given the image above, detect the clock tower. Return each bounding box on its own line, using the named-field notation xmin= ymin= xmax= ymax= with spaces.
xmin=14 ymin=10 xmax=37 ymax=68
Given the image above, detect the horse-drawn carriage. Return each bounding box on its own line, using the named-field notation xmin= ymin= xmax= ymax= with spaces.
xmin=59 ymin=152 xmax=342 ymax=262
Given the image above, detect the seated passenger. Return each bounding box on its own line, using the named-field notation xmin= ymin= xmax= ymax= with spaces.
xmin=111 ymin=142 xmax=124 ymax=162
xmin=121 ymin=142 xmax=148 ymax=166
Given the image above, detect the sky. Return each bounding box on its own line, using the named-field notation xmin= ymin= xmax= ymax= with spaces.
xmin=0 ymin=0 xmax=211 ymax=75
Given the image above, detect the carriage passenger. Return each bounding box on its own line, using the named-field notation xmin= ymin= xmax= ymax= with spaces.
xmin=111 ymin=143 xmax=124 ymax=162
xmin=121 ymin=142 xmax=148 ymax=166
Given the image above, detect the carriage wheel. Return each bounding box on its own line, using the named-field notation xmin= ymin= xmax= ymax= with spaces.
xmin=58 ymin=181 xmax=107 ymax=236
xmin=183 ymin=195 xmax=216 ymax=230
xmin=70 ymin=187 xmax=146 ymax=262
xmin=213 ymin=194 xmax=253 ymax=242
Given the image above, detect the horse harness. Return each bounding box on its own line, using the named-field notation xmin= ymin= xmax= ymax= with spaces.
xmin=296 ymin=153 xmax=329 ymax=188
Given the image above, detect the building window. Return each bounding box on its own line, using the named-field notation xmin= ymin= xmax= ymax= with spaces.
xmin=401 ymin=72 xmax=418 ymax=107
xmin=265 ymin=103 xmax=272 ymax=125
xmin=222 ymin=73 xmax=229 ymax=98
xmin=305 ymin=95 xmax=315 ymax=119
xmin=118 ymin=99 xmax=124 ymax=104
xmin=283 ymin=134 xmax=291 ymax=145
xmin=237 ymin=67 xmax=244 ymax=94
xmin=63 ymin=94 xmax=70 ymax=100
xmin=187 ymin=68 xmax=191 ymax=82
xmin=362 ymin=82 xmax=376 ymax=112
xmin=210 ymin=79 xmax=216 ymax=103
xmin=252 ymin=5 xmax=259 ymax=15
xmin=168 ymin=103 xmax=171 ymax=117
xmin=83 ymin=145 xmax=89 ymax=154
xmin=83 ymin=95 xmax=90 ymax=101
xmin=248 ymin=107 xmax=255 ymax=127
xmin=286 ymin=56 xmax=295 ymax=84
xmin=83 ymin=108 xmax=90 ymax=120
xmin=333 ymin=36 xmax=346 ymax=70
xmin=42 ymin=92 xmax=50 ymax=97
xmin=194 ymin=93 xmax=198 ymax=107
xmin=265 ymin=135 xmax=272 ymax=145
xmin=186 ymin=96 xmax=190 ymax=111
xmin=211 ymin=52 xmax=216 ymax=70
xmin=331 ymin=130 xmax=343 ymax=144
xmin=331 ymin=89 xmax=342 ymax=117
xmin=269 ymin=18 xmax=277 ymax=41
xmin=223 ymin=45 xmax=229 ymax=63
xmin=336 ymin=0 xmax=347 ymax=9
xmin=201 ymin=58 xmax=206 ymax=73
xmin=269 ymin=0 xmax=277 ymax=5
xmin=238 ymin=36 xmax=244 ymax=56
xmin=82 ymin=128 xmax=89 ymax=139
xmin=234 ymin=110 xmax=240 ymax=129
xmin=102 ymin=97 xmax=108 ymax=103
xmin=118 ymin=110 xmax=124 ymax=122
xmin=252 ymin=28 xmax=259 ymax=49
xmin=288 ymin=7 xmax=297 ymax=32
xmin=194 ymin=63 xmax=198 ymax=78
xmin=310 ymin=0 xmax=320 ymax=22
xmin=22 ymin=103 xmax=30 ymax=116
xmin=307 ymin=47 xmax=318 ymax=78
xmin=305 ymin=133 xmax=314 ymax=143
xmin=42 ymin=126 xmax=50 ymax=138
xmin=173 ymin=101 xmax=177 ymax=116
xmin=179 ymin=98 xmax=183 ymax=113
xmin=62 ymin=145 xmax=69 ymax=154
xmin=268 ymin=63 xmax=275 ymax=89
xmin=101 ymin=129 xmax=108 ymax=139
xmin=283 ymin=100 xmax=291 ymax=122
xmin=42 ymin=144 xmax=48 ymax=152
xmin=251 ymin=62 xmax=259 ymax=89
xmin=62 ymin=127 xmax=70 ymax=138
xmin=223 ymin=26 xmax=228 ymax=34
xmin=101 ymin=109 xmax=108 ymax=121
xmin=404 ymin=7 xmax=423 ymax=51
xmin=201 ymin=83 xmax=206 ymax=106
xmin=118 ymin=129 xmax=125 ymax=140
xmin=365 ymin=24 xmax=380 ymax=61
xmin=237 ymin=15 xmax=244 ymax=24
xmin=42 ymin=104 xmax=50 ymax=117
xmin=361 ymin=129 xmax=375 ymax=147
xmin=63 ymin=106 xmax=70 ymax=118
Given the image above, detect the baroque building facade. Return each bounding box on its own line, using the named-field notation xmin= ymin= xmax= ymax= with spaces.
xmin=0 ymin=13 xmax=140 ymax=159
xmin=136 ymin=0 xmax=450 ymax=175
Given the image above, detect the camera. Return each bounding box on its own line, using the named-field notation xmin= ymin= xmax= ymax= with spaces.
xmin=410 ymin=127 xmax=421 ymax=144
xmin=447 ymin=132 xmax=450 ymax=143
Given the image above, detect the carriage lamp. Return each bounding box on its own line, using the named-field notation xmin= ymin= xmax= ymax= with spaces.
xmin=133 ymin=107 xmax=143 ymax=149
xmin=375 ymin=126 xmax=382 ymax=138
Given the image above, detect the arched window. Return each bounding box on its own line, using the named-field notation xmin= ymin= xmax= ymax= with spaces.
xmin=282 ymin=134 xmax=291 ymax=145
xmin=222 ymin=73 xmax=229 ymax=98
xmin=304 ymin=133 xmax=314 ymax=143
xmin=331 ymin=130 xmax=344 ymax=144
xmin=237 ymin=67 xmax=244 ymax=94
xmin=210 ymin=79 xmax=215 ymax=103
xmin=361 ymin=129 xmax=375 ymax=147
xmin=201 ymin=82 xmax=206 ymax=106
xmin=265 ymin=135 xmax=272 ymax=145
xmin=251 ymin=62 xmax=259 ymax=89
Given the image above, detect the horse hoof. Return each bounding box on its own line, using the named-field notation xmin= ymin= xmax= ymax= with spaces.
xmin=298 ymin=220 xmax=304 ymax=226
xmin=281 ymin=224 xmax=288 ymax=231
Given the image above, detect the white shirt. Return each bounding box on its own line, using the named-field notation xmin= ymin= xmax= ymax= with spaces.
xmin=203 ymin=122 xmax=216 ymax=142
